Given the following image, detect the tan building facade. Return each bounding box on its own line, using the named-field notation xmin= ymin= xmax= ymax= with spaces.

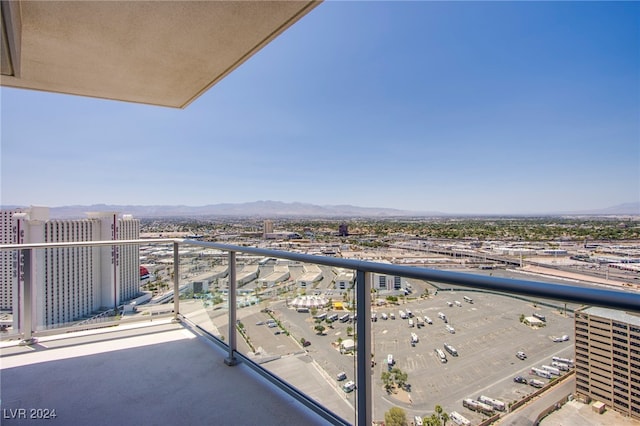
xmin=575 ymin=306 xmax=640 ymax=420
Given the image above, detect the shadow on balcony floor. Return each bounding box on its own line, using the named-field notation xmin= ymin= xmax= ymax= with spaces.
xmin=0 ymin=320 xmax=336 ymax=425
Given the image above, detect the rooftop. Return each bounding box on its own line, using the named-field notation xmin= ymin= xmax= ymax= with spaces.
xmin=580 ymin=306 xmax=640 ymax=326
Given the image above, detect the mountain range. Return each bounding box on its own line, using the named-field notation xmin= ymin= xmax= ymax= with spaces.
xmin=3 ymin=200 xmax=638 ymax=219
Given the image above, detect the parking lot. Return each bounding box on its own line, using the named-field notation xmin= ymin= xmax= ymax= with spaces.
xmin=367 ymin=289 xmax=576 ymax=421
xmin=198 ymin=267 xmax=580 ymax=424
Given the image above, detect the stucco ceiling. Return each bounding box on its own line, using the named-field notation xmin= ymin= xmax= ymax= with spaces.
xmin=1 ymin=1 xmax=320 ymax=108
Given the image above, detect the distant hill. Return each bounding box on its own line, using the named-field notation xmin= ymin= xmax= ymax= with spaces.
xmin=43 ymin=201 xmax=440 ymax=219
xmin=2 ymin=200 xmax=637 ymax=219
xmin=569 ymin=202 xmax=640 ymax=216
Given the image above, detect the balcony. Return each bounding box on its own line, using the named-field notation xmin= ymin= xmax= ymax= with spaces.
xmin=2 ymin=239 xmax=640 ymax=425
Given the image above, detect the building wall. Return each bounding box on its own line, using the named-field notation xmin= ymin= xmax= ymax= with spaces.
xmin=118 ymin=215 xmax=141 ymax=302
xmin=373 ymin=274 xmax=402 ymax=291
xmin=575 ymin=307 xmax=640 ymax=420
xmin=0 ymin=209 xmax=22 ymax=310
xmin=1 ymin=207 xmax=140 ymax=329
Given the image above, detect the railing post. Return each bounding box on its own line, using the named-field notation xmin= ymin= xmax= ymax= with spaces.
xmin=225 ymin=251 xmax=238 ymax=366
xmin=356 ymin=270 xmax=372 ymax=426
xmin=20 ymin=248 xmax=36 ymax=345
xmin=172 ymin=241 xmax=180 ymax=322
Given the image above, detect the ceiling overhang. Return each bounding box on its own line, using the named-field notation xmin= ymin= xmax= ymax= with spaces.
xmin=1 ymin=1 xmax=321 ymax=108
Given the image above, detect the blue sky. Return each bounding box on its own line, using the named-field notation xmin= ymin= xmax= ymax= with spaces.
xmin=2 ymin=1 xmax=639 ymax=215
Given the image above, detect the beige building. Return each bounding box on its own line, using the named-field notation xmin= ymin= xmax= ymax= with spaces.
xmin=1 ymin=207 xmax=140 ymax=329
xmin=575 ymin=306 xmax=640 ymax=420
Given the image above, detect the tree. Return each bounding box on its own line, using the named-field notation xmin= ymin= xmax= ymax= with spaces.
xmin=381 ymin=371 xmax=393 ymax=392
xmin=391 ymin=367 xmax=408 ymax=390
xmin=428 ymin=413 xmax=441 ymax=426
xmin=441 ymin=412 xmax=449 ymax=426
xmin=384 ymin=407 xmax=407 ymax=426
xmin=435 ymin=405 xmax=443 ymax=418
xmin=314 ymin=324 xmax=325 ymax=335
xmin=346 ymin=326 xmax=353 ymax=336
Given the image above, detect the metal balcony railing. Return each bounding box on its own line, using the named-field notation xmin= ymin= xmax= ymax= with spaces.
xmin=2 ymin=238 xmax=640 ymax=426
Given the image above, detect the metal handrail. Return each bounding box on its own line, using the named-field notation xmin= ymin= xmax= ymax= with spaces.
xmin=3 ymin=238 xmax=640 ymax=426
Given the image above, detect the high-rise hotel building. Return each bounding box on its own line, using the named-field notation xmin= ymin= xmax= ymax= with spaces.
xmin=0 ymin=207 xmax=140 ymax=329
xmin=575 ymin=306 xmax=640 ymax=420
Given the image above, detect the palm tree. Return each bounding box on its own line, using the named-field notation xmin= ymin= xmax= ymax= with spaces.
xmin=441 ymin=412 xmax=449 ymax=426
xmin=435 ymin=405 xmax=443 ymax=419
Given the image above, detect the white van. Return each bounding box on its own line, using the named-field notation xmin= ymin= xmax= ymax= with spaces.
xmin=342 ymin=380 xmax=355 ymax=393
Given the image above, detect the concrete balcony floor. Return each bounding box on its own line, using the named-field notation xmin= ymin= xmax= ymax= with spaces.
xmin=0 ymin=320 xmax=335 ymax=425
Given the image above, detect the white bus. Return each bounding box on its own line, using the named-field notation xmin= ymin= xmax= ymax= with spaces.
xmin=435 ymin=348 xmax=447 ymax=363
xmin=449 ymin=411 xmax=470 ymax=426
xmin=552 ymin=356 xmax=574 ymax=366
xmin=478 ymin=395 xmax=506 ymax=411
xmin=444 ymin=343 xmax=458 ymax=357
xmin=314 ymin=312 xmax=327 ymax=321
xmin=339 ymin=313 xmax=350 ymax=323
xmin=533 ymin=312 xmax=546 ymax=322
xmin=552 ymin=361 xmax=570 ymax=371
xmin=462 ymin=399 xmax=494 ymax=416
xmin=541 ymin=365 xmax=561 ymax=376
xmin=327 ymin=313 xmax=338 ymax=322
xmin=530 ymin=367 xmax=551 ymax=379
xmin=463 ymin=296 xmax=473 ymax=304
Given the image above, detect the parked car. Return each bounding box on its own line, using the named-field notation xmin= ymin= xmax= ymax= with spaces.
xmin=336 ymin=372 xmax=347 ymax=381
xmin=303 ymin=340 xmax=311 ymax=347
xmin=514 ymin=376 xmax=527 ymax=384
xmin=342 ymin=380 xmax=356 ymax=393
xmin=516 ymin=351 xmax=527 ymax=360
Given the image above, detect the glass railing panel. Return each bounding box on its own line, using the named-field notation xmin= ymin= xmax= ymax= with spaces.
xmin=369 ymin=270 xmax=579 ymax=425
xmin=235 ymin=256 xmax=357 ymax=424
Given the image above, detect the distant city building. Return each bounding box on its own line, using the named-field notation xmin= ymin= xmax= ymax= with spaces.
xmin=373 ymin=273 xmax=402 ymax=291
xmin=339 ymin=223 xmax=348 ymax=237
xmin=334 ymin=269 xmax=355 ymax=290
xmin=575 ymin=306 xmax=640 ymax=420
xmin=0 ymin=207 xmax=140 ymax=329
xmin=263 ymin=220 xmax=273 ymax=239
xmin=0 ymin=208 xmax=25 ymax=310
